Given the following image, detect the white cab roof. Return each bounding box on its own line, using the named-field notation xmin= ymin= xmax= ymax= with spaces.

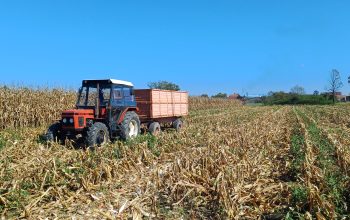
xmin=83 ymin=79 xmax=134 ymax=87
xmin=110 ymin=79 xmax=134 ymax=87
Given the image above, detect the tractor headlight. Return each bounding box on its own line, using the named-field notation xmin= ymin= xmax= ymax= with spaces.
xmin=69 ymin=118 xmax=74 ymax=124
xmin=63 ymin=118 xmax=67 ymax=123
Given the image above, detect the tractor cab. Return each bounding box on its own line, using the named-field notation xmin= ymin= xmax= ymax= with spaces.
xmin=47 ymin=79 xmax=141 ymax=147
xmin=75 ymin=79 xmax=136 ymax=116
xmin=77 ymin=79 xmax=136 ymax=108
xmin=61 ymin=79 xmax=136 ymax=131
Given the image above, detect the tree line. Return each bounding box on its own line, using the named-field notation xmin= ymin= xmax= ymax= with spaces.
xmin=263 ymin=69 xmax=344 ymax=105
xmin=148 ymin=69 xmax=346 ymax=105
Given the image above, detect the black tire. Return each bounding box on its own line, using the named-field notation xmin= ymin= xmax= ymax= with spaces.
xmin=85 ymin=122 xmax=110 ymax=149
xmin=119 ymin=111 xmax=141 ymax=140
xmin=148 ymin=122 xmax=161 ymax=136
xmin=173 ymin=118 xmax=183 ymax=132
xmin=46 ymin=122 xmax=61 ymax=142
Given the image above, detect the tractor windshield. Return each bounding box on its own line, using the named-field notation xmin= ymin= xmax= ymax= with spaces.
xmin=76 ymin=84 xmax=111 ymax=107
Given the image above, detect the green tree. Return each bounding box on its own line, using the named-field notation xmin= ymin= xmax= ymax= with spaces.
xmin=290 ymin=85 xmax=305 ymax=95
xmin=212 ymin=93 xmax=227 ymax=98
xmin=147 ymin=81 xmax=180 ymax=91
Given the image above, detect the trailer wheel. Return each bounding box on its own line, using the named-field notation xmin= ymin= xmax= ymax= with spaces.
xmin=173 ymin=119 xmax=183 ymax=132
xmin=120 ymin=111 xmax=140 ymax=140
xmin=86 ymin=122 xmax=110 ymax=149
xmin=148 ymin=122 xmax=161 ymax=136
xmin=46 ymin=122 xmax=62 ymax=142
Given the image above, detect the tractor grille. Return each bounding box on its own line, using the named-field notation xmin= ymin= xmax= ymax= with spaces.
xmin=78 ymin=117 xmax=84 ymax=127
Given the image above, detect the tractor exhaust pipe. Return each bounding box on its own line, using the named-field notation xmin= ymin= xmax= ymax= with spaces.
xmin=95 ymin=83 xmax=100 ymax=118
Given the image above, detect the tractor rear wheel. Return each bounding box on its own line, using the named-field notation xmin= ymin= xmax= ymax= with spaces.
xmin=173 ymin=119 xmax=183 ymax=132
xmin=148 ymin=122 xmax=161 ymax=136
xmin=86 ymin=122 xmax=110 ymax=149
xmin=119 ymin=111 xmax=140 ymax=140
xmin=46 ymin=122 xmax=62 ymax=142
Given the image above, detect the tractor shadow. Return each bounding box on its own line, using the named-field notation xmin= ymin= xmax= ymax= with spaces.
xmin=38 ymin=134 xmax=87 ymax=150
xmin=63 ymin=137 xmax=87 ymax=150
xmin=39 ymin=127 xmax=173 ymax=150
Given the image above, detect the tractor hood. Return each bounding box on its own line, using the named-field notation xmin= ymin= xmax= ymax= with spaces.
xmin=62 ymin=109 xmax=94 ymax=116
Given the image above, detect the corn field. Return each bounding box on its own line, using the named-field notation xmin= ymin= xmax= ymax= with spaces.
xmin=0 ymin=86 xmax=76 ymax=129
xmin=0 ymin=87 xmax=350 ymax=219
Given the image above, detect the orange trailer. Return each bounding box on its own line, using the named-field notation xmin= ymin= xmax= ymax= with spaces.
xmin=135 ymin=89 xmax=188 ymax=134
xmin=135 ymin=89 xmax=188 ymax=120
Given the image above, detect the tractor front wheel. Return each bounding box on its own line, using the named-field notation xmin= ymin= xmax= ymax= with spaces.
xmin=86 ymin=122 xmax=110 ymax=149
xmin=46 ymin=122 xmax=62 ymax=142
xmin=119 ymin=111 xmax=140 ymax=140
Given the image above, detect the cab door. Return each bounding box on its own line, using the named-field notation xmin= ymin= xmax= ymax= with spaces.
xmin=109 ymin=86 xmax=124 ymax=133
xmin=109 ymin=86 xmax=137 ymax=136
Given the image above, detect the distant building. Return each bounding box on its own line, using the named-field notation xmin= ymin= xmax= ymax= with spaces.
xmin=228 ymin=93 xmax=242 ymax=100
xmin=321 ymin=92 xmax=348 ymax=102
xmin=340 ymin=96 xmax=350 ymax=102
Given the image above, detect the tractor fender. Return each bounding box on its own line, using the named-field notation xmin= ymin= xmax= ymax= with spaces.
xmin=117 ymin=107 xmax=139 ymax=124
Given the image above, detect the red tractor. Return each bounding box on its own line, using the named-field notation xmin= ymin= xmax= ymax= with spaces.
xmin=46 ymin=79 xmax=188 ymax=148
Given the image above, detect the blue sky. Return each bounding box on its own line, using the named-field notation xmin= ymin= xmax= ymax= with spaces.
xmin=1 ymin=0 xmax=350 ymax=96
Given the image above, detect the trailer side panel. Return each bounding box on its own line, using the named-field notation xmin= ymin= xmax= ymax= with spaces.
xmin=135 ymin=89 xmax=188 ymax=121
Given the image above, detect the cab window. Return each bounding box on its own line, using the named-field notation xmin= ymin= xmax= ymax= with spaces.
xmin=111 ymin=87 xmax=123 ymax=106
xmin=123 ymin=88 xmax=134 ymax=101
xmin=113 ymin=88 xmax=123 ymax=100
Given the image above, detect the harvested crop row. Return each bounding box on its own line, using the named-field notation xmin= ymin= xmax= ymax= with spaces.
xmin=151 ymin=106 xmax=294 ymax=218
xmin=303 ymin=104 xmax=350 ymax=126
xmin=301 ymin=106 xmax=350 ymax=173
xmin=294 ymin=107 xmax=350 ymax=218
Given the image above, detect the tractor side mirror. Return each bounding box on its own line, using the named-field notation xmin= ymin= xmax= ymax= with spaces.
xmin=130 ymin=89 xmax=135 ymax=96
